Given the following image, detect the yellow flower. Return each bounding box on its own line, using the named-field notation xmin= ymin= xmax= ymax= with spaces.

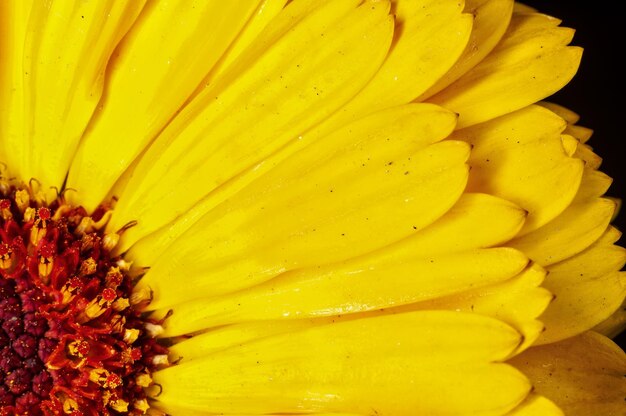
xmin=0 ymin=0 xmax=624 ymax=415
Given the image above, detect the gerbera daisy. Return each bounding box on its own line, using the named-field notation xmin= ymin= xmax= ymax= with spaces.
xmin=0 ymin=0 xmax=624 ymax=415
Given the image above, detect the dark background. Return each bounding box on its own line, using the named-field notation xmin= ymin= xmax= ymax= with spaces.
xmin=521 ymin=1 xmax=625 ymax=348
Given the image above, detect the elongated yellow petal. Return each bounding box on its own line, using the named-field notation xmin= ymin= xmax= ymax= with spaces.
xmin=127 ymin=103 xmax=460 ymax=266
xmin=139 ymin=138 xmax=469 ymax=309
xmin=167 ymin=190 xmax=529 ymax=359
xmin=512 ymin=4 xmax=537 ymax=14
xmin=565 ymin=123 xmax=594 ymax=143
xmin=574 ymin=141 xmax=603 ymax=169
xmin=102 ymin=0 xmax=289 ymax=204
xmin=594 ymin=302 xmax=626 ymax=339
xmin=539 ymin=102 xmax=580 ymax=124
xmin=420 ymin=0 xmax=514 ymax=98
xmin=130 ymin=0 xmax=469 ymax=260
xmin=405 ymin=263 xmax=552 ymax=353
xmin=20 ymin=1 xmax=146 ymax=195
xmin=573 ymin=167 xmax=613 ymax=201
xmin=169 ymin=320 xmax=327 ymax=362
xmin=505 ymin=395 xmax=563 ymax=416
xmin=452 ymin=105 xmax=584 ymax=234
xmin=105 ymin=0 xmax=287 ymax=203
xmin=66 ymin=0 xmax=264 ymax=210
xmin=542 ymin=102 xmax=594 ymax=143
xmin=154 ymin=311 xmax=529 ymax=415
xmin=138 ymin=138 xmax=468 ymax=310
xmin=157 ymin=247 xmax=528 ymax=336
xmin=397 ymin=192 xmax=527 ymax=254
xmin=510 ymin=331 xmax=626 ymax=416
xmin=108 ymin=5 xmax=289 ymax=204
xmin=331 ymin=0 xmax=472 ymax=118
xmin=429 ymin=13 xmax=581 ymax=128
xmin=0 ymin=1 xmax=33 ymax=172
xmin=107 ymin=0 xmax=394 ymax=250
xmin=508 ymin=197 xmax=616 ymax=267
xmin=191 ymin=0 xmax=289 ymax=93
xmin=536 ymin=227 xmax=626 ymax=344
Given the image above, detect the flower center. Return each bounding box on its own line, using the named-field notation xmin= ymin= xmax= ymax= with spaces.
xmin=0 ymin=185 xmax=167 ymax=415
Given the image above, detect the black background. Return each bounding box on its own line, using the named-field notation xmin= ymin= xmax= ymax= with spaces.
xmin=519 ymin=1 xmax=625 ymax=348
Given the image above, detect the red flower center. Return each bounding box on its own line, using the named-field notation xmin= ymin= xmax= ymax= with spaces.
xmin=0 ymin=188 xmax=167 ymax=415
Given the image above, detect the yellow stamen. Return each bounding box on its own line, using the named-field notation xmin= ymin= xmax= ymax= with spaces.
xmin=78 ymin=289 xmax=116 ymax=323
xmin=103 ymin=232 xmax=120 ymax=251
xmin=15 ymin=189 xmax=30 ymax=213
xmin=30 ymin=219 xmax=48 ymax=247
xmin=79 ymin=257 xmax=97 ymax=276
xmin=62 ymin=397 xmax=80 ymax=415
xmin=134 ymin=399 xmax=150 ymax=413
xmin=105 ymin=266 xmax=123 ymax=288
xmin=130 ymin=286 xmax=153 ymax=307
xmin=123 ymin=328 xmax=141 ymax=344
xmin=23 ymin=206 xmax=36 ymax=222
xmin=110 ymin=314 xmax=127 ymax=333
xmin=38 ymin=256 xmax=53 ymax=281
xmin=135 ymin=373 xmax=153 ymax=388
xmin=0 ymin=245 xmax=14 ymax=271
xmin=152 ymin=354 xmax=169 ymax=366
xmin=144 ymin=323 xmax=163 ymax=337
xmin=113 ymin=297 xmax=130 ymax=311
xmin=51 ymin=204 xmax=72 ymax=220
xmin=109 ymin=397 xmax=129 ymax=413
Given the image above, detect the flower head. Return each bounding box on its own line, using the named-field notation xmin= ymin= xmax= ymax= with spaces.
xmin=0 ymin=1 xmax=624 ymax=415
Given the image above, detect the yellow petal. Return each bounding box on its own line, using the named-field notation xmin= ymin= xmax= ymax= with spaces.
xmin=157 ymin=247 xmax=528 ymax=336
xmin=331 ymin=0 xmax=472 ymax=118
xmin=510 ymin=331 xmax=626 ymax=416
xmin=169 ymin=320 xmax=325 ymax=362
xmin=429 ymin=13 xmax=582 ymax=128
xmin=168 ymin=190 xmax=530 ymax=359
xmin=539 ymin=101 xmax=580 ymax=124
xmin=574 ymin=142 xmax=603 ymax=169
xmin=594 ymin=302 xmax=626 ymax=339
xmin=107 ymin=0 xmax=394 ymax=250
xmin=508 ymin=197 xmax=616 ymax=267
xmin=154 ymin=311 xmax=529 ymax=415
xmin=512 ymin=4 xmax=537 ymax=14
xmin=536 ymin=227 xmax=626 ymax=344
xmin=102 ymin=0 xmax=289 ymax=204
xmin=405 ymin=263 xmax=552 ymax=354
xmin=127 ymin=103 xmax=460 ymax=267
xmin=565 ymin=123 xmax=594 ymax=143
xmin=541 ymin=102 xmax=594 ymax=143
xmin=190 ymin=0 xmax=289 ymax=94
xmin=452 ymin=105 xmax=584 ymax=234
xmin=559 ymin=134 xmax=578 ymax=157
xmin=505 ymin=395 xmax=564 ymax=416
xmin=572 ymin=168 xmax=613 ymax=201
xmin=0 ymin=1 xmax=34 ymax=172
xmin=131 ymin=105 xmax=465 ymax=305
xmin=20 ymin=1 xmax=146 ymax=195
xmin=397 ymin=192 xmax=527 ymax=254
xmin=66 ymin=0 xmax=266 ymax=210
xmin=420 ymin=0 xmax=514 ymax=98
xmin=139 ymin=137 xmax=469 ymax=310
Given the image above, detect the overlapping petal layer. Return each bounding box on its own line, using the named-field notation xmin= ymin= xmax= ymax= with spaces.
xmin=154 ymin=311 xmax=529 ymax=415
xmin=137 ymin=105 xmax=469 ymax=309
xmin=510 ymin=331 xmax=626 ymax=415
xmin=107 ymin=0 xmax=396 ymax=251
